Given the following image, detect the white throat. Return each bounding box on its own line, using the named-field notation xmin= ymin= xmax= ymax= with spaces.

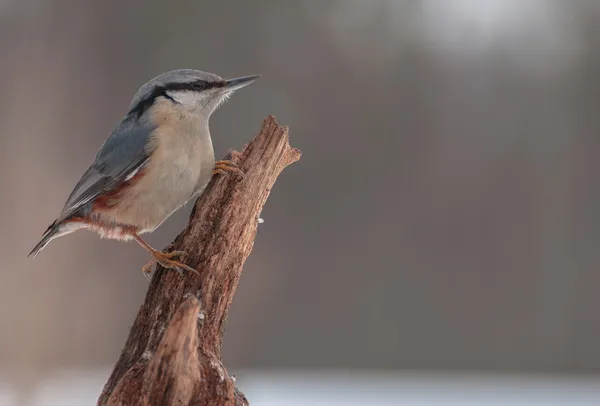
xmin=165 ymin=89 xmax=232 ymax=116
xmin=166 ymin=90 xmax=206 ymax=106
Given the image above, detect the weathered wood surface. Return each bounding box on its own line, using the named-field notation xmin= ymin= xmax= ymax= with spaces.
xmin=98 ymin=116 xmax=301 ymax=405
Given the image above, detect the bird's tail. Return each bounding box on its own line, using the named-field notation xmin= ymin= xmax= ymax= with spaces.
xmin=28 ymin=222 xmax=61 ymax=258
xmin=28 ymin=220 xmax=88 ymax=258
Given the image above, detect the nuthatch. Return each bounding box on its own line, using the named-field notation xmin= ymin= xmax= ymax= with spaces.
xmin=29 ymin=69 xmax=259 ymax=276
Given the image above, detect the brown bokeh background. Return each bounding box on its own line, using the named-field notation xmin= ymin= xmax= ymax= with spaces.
xmin=2 ymin=0 xmax=600 ymax=397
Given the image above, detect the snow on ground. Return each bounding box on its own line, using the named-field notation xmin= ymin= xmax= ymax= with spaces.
xmin=0 ymin=369 xmax=599 ymax=405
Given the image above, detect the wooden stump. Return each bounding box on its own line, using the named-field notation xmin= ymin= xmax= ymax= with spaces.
xmin=98 ymin=116 xmax=301 ymax=405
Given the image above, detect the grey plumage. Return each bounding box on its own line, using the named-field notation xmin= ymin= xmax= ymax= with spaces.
xmin=29 ymin=116 xmax=156 ymax=258
xmin=29 ymin=224 xmax=63 ymax=259
xmin=58 ymin=116 xmax=156 ymax=224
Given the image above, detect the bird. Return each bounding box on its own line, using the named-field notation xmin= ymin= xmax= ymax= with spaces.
xmin=28 ymin=68 xmax=259 ymax=277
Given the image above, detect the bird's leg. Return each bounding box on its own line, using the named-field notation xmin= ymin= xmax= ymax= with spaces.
xmin=213 ymin=160 xmax=245 ymax=178
xmin=132 ymin=233 xmax=198 ymax=278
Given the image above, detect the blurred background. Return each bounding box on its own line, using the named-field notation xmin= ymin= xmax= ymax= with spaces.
xmin=2 ymin=0 xmax=600 ymax=404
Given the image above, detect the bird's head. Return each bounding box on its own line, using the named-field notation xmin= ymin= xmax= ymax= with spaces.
xmin=128 ymin=69 xmax=260 ymax=119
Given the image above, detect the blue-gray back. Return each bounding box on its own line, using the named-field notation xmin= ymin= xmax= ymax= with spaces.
xmin=54 ymin=114 xmax=156 ymax=224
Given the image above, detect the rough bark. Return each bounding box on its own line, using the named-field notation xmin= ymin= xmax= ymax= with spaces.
xmin=98 ymin=115 xmax=301 ymax=406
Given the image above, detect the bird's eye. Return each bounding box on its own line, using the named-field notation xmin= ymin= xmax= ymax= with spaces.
xmin=193 ymin=81 xmax=205 ymax=91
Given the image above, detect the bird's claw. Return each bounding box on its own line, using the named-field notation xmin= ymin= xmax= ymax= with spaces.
xmin=213 ymin=160 xmax=245 ymax=178
xmin=142 ymin=249 xmax=197 ymax=280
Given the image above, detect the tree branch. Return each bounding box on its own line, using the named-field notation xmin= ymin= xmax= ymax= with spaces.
xmin=98 ymin=115 xmax=301 ymax=406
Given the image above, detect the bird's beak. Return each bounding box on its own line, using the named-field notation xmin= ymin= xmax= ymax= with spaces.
xmin=224 ymin=75 xmax=260 ymax=91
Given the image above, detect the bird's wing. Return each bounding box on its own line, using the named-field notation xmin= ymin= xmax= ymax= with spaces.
xmin=53 ymin=115 xmax=156 ymax=225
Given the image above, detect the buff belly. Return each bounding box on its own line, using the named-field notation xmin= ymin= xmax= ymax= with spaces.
xmin=92 ymin=111 xmax=215 ymax=236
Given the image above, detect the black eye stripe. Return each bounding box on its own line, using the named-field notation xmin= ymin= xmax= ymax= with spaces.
xmin=163 ymin=80 xmax=226 ymax=93
xmin=128 ymin=80 xmax=226 ymax=118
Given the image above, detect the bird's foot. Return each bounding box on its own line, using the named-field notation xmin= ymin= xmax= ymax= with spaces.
xmin=142 ymin=248 xmax=198 ymax=280
xmin=213 ymin=160 xmax=245 ymax=178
